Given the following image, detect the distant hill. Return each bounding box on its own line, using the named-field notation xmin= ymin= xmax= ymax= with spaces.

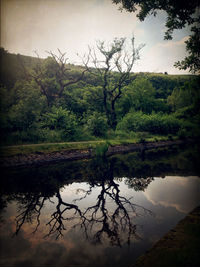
xmin=0 ymin=48 xmax=88 ymax=89
xmin=0 ymin=47 xmax=196 ymax=97
xmin=0 ymin=48 xmax=40 ymax=89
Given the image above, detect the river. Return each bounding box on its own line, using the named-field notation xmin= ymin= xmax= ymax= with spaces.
xmin=0 ymin=144 xmax=200 ymax=267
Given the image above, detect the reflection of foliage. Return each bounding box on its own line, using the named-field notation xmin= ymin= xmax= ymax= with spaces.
xmin=125 ymin=177 xmax=154 ymax=191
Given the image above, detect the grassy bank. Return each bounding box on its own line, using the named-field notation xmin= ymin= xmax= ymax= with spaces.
xmin=133 ymin=206 xmax=200 ymax=267
xmin=0 ymin=135 xmax=174 ymax=157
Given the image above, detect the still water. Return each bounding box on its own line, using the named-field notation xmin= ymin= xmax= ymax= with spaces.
xmin=0 ymin=145 xmax=200 ymax=267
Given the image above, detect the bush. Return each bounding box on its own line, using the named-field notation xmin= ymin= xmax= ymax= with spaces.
xmin=114 ymin=130 xmax=138 ymax=139
xmin=84 ymin=112 xmax=108 ymax=137
xmin=41 ymin=106 xmax=78 ymax=141
xmin=117 ymin=111 xmax=182 ymax=135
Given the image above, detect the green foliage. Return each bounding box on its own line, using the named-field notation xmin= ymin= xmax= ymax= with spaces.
xmin=84 ymin=112 xmax=108 ymax=137
xmin=0 ymin=50 xmax=199 ymax=145
xmin=112 ymin=1 xmax=198 ymax=38
xmin=112 ymin=0 xmax=199 ymax=73
xmin=95 ymin=141 xmax=110 ymax=157
xmin=117 ymin=111 xmax=182 ymax=134
xmin=82 ymin=85 xmax=104 ymax=113
xmin=0 ymin=81 xmax=46 ymax=144
xmin=168 ymin=78 xmax=200 ymax=112
xmin=114 ymin=130 xmax=137 ymax=139
xmin=41 ymin=106 xmax=78 ymax=141
xmin=9 ymin=84 xmax=45 ymax=129
xmin=174 ymin=26 xmax=200 ymax=73
xmin=118 ymin=77 xmax=156 ymax=115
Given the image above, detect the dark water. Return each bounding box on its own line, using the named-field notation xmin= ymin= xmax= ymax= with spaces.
xmin=0 ymin=144 xmax=200 ymax=267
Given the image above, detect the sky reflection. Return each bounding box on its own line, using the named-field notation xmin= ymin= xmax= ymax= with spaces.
xmin=0 ymin=175 xmax=199 ymax=267
xmin=143 ymin=176 xmax=200 ymax=213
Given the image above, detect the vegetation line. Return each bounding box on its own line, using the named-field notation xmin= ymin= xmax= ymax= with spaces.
xmin=0 ymin=139 xmax=185 ymax=168
xmin=0 ymin=136 xmax=177 ymax=158
xmin=1 ymin=49 xmax=199 ymax=152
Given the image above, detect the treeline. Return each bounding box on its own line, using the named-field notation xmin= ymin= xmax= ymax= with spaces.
xmin=0 ymin=47 xmax=199 ymax=145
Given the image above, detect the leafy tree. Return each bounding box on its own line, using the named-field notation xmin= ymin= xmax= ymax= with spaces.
xmin=82 ymin=85 xmax=105 ymax=113
xmin=118 ymin=77 xmax=156 ymax=114
xmin=112 ymin=0 xmax=200 ymax=73
xmin=7 ymin=81 xmax=46 ymax=131
xmin=0 ymin=81 xmax=46 ymax=143
xmin=167 ymin=77 xmax=200 ymax=112
xmin=147 ymin=74 xmax=181 ymax=99
xmin=82 ymin=37 xmax=144 ymax=129
xmin=174 ymin=25 xmax=200 ymax=73
xmin=60 ymin=84 xmax=104 ymax=119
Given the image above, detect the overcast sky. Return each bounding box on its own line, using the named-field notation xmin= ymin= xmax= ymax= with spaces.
xmin=1 ymin=0 xmax=191 ymax=74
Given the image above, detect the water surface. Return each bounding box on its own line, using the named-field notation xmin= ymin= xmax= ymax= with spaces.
xmin=0 ymin=145 xmax=200 ymax=267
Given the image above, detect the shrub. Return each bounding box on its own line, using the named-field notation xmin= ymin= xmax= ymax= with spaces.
xmin=95 ymin=141 xmax=110 ymax=157
xmin=117 ymin=111 xmax=182 ymax=135
xmin=84 ymin=112 xmax=108 ymax=137
xmin=114 ymin=130 xmax=138 ymax=139
xmin=41 ymin=106 xmax=78 ymax=141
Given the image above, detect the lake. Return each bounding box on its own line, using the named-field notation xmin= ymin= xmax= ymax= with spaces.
xmin=0 ymin=144 xmax=200 ymax=267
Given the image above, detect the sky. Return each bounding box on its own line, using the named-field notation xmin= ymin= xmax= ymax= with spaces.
xmin=1 ymin=0 xmax=191 ymax=74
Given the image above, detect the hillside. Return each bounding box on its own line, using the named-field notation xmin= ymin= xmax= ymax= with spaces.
xmin=0 ymin=48 xmax=199 ymax=146
xmin=0 ymin=48 xmax=195 ymax=92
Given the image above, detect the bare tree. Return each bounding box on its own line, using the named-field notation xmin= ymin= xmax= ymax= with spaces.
xmin=18 ymin=49 xmax=89 ymax=106
xmin=82 ymin=37 xmax=144 ymax=129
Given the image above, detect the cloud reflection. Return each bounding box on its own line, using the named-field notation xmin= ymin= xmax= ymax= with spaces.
xmin=143 ymin=176 xmax=200 ymax=213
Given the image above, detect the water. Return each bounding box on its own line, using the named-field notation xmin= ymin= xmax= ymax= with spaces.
xmin=0 ymin=145 xmax=200 ymax=267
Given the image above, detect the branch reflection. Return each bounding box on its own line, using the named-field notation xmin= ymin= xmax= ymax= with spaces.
xmin=13 ymin=157 xmax=153 ymax=246
xmin=15 ymin=194 xmax=48 ymax=235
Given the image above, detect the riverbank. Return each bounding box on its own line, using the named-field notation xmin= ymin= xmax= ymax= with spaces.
xmin=0 ymin=139 xmax=184 ymax=167
xmin=132 ymin=206 xmax=200 ymax=267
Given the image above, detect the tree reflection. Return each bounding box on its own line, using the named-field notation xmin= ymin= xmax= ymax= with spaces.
xmin=125 ymin=177 xmax=154 ymax=191
xmin=12 ymin=157 xmax=153 ymax=246
xmin=1 ymin=145 xmax=198 ymax=245
xmin=15 ymin=194 xmax=48 ymax=235
xmin=45 ymin=190 xmax=86 ymax=239
xmin=73 ymin=176 xmax=151 ymax=246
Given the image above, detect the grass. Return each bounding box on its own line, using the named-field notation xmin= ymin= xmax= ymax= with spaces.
xmin=0 ymin=135 xmax=176 ymax=158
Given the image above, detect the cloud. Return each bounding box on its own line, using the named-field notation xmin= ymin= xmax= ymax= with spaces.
xmin=132 ymin=36 xmax=189 ymax=74
xmin=155 ymin=36 xmax=190 ymax=49
xmin=143 ymin=176 xmax=200 ymax=213
xmin=1 ymin=0 xmax=191 ymax=73
xmin=1 ymin=0 xmax=137 ymax=59
xmin=0 ymin=214 xmax=120 ymax=267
